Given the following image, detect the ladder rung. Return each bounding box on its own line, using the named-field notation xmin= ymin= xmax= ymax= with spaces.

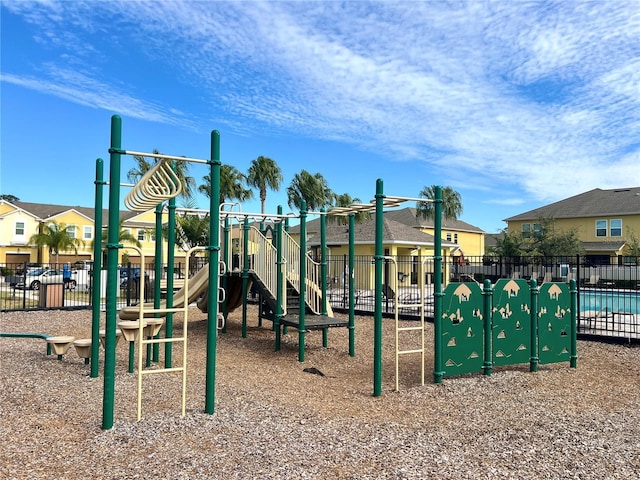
xmin=398 ymin=349 xmax=424 ymax=355
xmin=397 ymin=303 xmax=423 ymax=309
xmin=141 ymin=336 xmax=185 ymax=346
xmin=140 ymin=366 xmax=184 ymax=376
xmin=140 ymin=307 xmax=186 ymax=315
xmin=397 ymin=326 xmax=424 ymax=332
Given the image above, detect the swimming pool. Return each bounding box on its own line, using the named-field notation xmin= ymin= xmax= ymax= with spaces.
xmin=580 ymin=290 xmax=640 ymax=314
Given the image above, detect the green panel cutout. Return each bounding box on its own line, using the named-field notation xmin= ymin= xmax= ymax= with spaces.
xmin=538 ymin=282 xmax=572 ymax=365
xmin=441 ymin=282 xmax=484 ymax=377
xmin=492 ymin=279 xmax=531 ymax=367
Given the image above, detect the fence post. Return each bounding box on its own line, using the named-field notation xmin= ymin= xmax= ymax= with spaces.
xmin=529 ymin=278 xmax=539 ymax=372
xmin=570 ymin=278 xmax=578 ymax=368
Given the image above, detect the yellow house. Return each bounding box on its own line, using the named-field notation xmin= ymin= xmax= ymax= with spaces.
xmin=384 ymin=207 xmax=486 ymax=258
xmin=0 ymin=200 xmax=193 ymax=269
xmin=504 ymin=187 xmax=640 ymax=265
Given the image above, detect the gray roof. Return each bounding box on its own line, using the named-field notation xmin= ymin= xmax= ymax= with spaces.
xmin=12 ymin=201 xmax=140 ymax=225
xmin=581 ymin=241 xmax=626 ymax=253
xmin=484 ymin=232 xmax=504 ymax=249
xmin=384 ymin=207 xmax=485 ymax=233
xmin=504 ymin=187 xmax=640 ymax=221
xmin=304 ymin=216 xmax=457 ymax=248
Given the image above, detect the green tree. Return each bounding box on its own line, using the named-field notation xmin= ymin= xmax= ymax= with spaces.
xmin=30 ymin=222 xmax=84 ymax=265
xmin=247 ymin=156 xmax=283 ymax=214
xmin=625 ymin=226 xmax=640 ymax=259
xmin=526 ymin=217 xmax=584 ymax=257
xmin=92 ymin=220 xmax=142 ymax=249
xmin=487 ymin=228 xmax=524 ymax=258
xmin=199 ymin=165 xmax=253 ymax=205
xmin=330 ymin=192 xmax=371 ymax=225
xmin=175 ymin=213 xmax=210 ymax=271
xmin=127 ymin=149 xmax=197 ymax=201
xmin=0 ymin=194 xmax=20 ymax=202
xmin=416 ymin=185 xmax=463 ymax=220
xmin=287 ymin=170 xmax=333 ymax=211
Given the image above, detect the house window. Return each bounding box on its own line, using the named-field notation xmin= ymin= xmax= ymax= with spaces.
xmin=533 ymin=223 xmax=541 ymax=236
xmin=150 ymin=232 xmax=156 ymax=242
xmin=522 ymin=224 xmax=531 ymax=239
xmin=610 ymin=219 xmax=622 ymax=237
xmin=454 ymin=233 xmax=458 ymax=243
xmin=446 ymin=233 xmax=452 ymax=242
xmin=15 ymin=222 xmax=25 ymax=236
xmin=137 ymin=229 xmax=146 ymax=242
xmin=83 ymin=226 xmax=93 ymax=240
xmin=67 ymin=225 xmax=76 ymax=239
xmin=595 ymin=220 xmax=607 ymax=237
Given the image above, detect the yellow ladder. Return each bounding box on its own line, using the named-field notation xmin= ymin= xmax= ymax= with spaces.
xmin=386 ymin=256 xmax=427 ymax=391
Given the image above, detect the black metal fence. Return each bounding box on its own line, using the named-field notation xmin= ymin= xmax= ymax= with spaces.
xmin=0 ymin=260 xmax=207 ymax=312
xmin=2 ymin=255 xmax=638 ymax=343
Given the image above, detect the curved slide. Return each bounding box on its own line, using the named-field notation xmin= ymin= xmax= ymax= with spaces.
xmin=119 ymin=265 xmax=211 ymax=320
xmin=196 ymin=275 xmax=248 ymax=314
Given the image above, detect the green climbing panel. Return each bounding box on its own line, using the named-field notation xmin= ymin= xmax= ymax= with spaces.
xmin=441 ymin=282 xmax=484 ymax=377
xmin=538 ymin=282 xmax=572 ymax=365
xmin=492 ymin=279 xmax=531 ymax=367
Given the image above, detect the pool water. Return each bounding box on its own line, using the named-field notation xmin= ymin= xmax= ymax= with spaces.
xmin=580 ymin=290 xmax=640 ymax=314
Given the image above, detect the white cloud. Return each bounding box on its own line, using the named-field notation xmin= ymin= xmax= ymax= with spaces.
xmin=3 ymin=0 xmax=638 ymax=207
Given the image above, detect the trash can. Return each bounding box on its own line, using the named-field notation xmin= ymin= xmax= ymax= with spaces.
xmin=39 ymin=283 xmax=64 ymax=308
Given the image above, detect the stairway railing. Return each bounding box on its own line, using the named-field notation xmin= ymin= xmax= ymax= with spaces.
xmin=282 ymin=230 xmax=326 ymax=315
xmin=248 ymin=226 xmax=285 ymax=315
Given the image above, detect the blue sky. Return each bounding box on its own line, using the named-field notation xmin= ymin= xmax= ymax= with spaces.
xmin=1 ymin=1 xmax=638 ymax=233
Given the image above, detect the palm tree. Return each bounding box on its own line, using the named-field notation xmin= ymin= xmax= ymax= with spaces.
xmin=92 ymin=220 xmax=142 ymax=250
xmin=175 ymin=213 xmax=210 ymax=273
xmin=199 ymin=165 xmax=253 ymax=205
xmin=287 ymin=170 xmax=333 ymax=211
xmin=416 ymin=185 xmax=463 ymax=220
xmin=331 ymin=192 xmax=370 ymax=225
xmin=247 ymin=156 xmax=283 ymax=214
xmin=30 ymin=222 xmax=84 ymax=265
xmin=127 ymin=149 xmax=197 ymax=201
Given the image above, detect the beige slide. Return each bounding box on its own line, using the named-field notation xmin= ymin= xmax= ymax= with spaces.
xmin=118 ymin=264 xmax=212 ymax=320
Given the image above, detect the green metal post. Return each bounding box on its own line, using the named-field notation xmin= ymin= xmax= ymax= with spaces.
xmin=221 ymin=217 xmax=230 ymax=333
xmin=274 ymin=206 xmax=284 ymax=351
xmin=482 ymin=279 xmax=493 ymax=376
xmin=433 ymin=186 xmax=444 ymax=384
xmin=373 ymin=179 xmax=384 ymax=396
xmin=241 ymin=218 xmax=250 ymax=338
xmin=102 ymin=115 xmax=123 ymax=430
xmin=90 ymin=158 xmax=104 ymax=378
xmin=298 ymin=200 xmax=307 ymax=362
xmin=348 ymin=213 xmax=355 ymax=357
xmin=204 ymin=130 xmax=221 ymax=415
xmin=128 ymin=341 xmax=135 ymax=373
xmin=153 ymin=204 xmax=163 ymax=363
xmin=529 ymin=278 xmax=539 ymax=372
xmin=165 ymin=196 xmax=176 ymax=368
xmin=320 ymin=208 xmax=329 ymax=347
xmin=570 ymin=278 xmax=578 ymax=368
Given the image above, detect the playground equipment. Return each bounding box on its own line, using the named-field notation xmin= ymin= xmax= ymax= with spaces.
xmin=97 ymin=115 xmax=345 ymax=427
xmin=330 ymin=180 xmax=577 ymax=395
xmin=95 ymin=115 xmax=222 ymax=429
xmin=328 ymin=180 xmax=441 ymax=396
xmin=217 ymin=201 xmax=349 ymax=362
xmin=439 ymin=278 xmax=577 ymax=379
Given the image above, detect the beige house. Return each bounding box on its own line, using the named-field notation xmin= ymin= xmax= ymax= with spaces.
xmin=0 ymin=200 xmax=191 ymax=268
xmin=287 ymin=210 xmax=476 ymax=289
xmin=504 ymin=187 xmax=640 ymax=264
